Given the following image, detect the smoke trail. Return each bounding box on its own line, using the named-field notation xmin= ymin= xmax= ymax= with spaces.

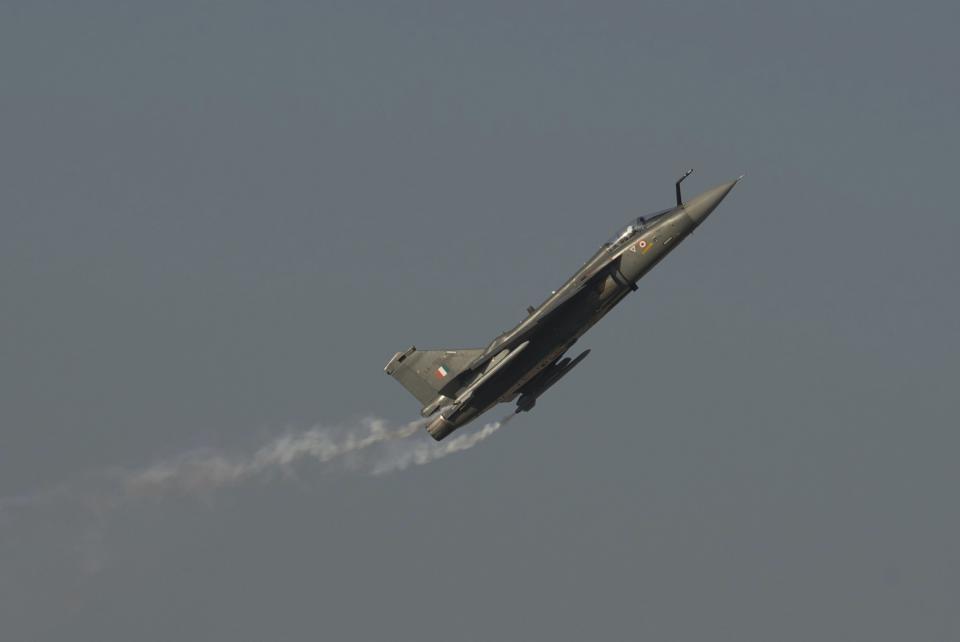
xmin=371 ymin=413 xmax=512 ymax=474
xmin=124 ymin=416 xmax=503 ymax=498
xmin=1 ymin=415 xmax=507 ymax=516
xmin=0 ymin=415 xmax=510 ymax=576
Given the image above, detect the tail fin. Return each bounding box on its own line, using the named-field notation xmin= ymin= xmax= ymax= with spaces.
xmin=384 ymin=346 xmax=484 ymax=407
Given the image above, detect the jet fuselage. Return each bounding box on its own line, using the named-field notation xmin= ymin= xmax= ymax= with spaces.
xmin=385 ymin=177 xmax=740 ymax=440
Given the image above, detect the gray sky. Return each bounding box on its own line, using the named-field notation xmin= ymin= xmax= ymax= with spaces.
xmin=2 ymin=2 xmax=958 ymax=640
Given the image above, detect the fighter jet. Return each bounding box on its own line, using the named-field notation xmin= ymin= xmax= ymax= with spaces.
xmin=385 ymin=171 xmax=740 ymax=440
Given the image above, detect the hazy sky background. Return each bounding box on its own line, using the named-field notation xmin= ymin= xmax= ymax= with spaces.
xmin=2 ymin=2 xmax=958 ymax=640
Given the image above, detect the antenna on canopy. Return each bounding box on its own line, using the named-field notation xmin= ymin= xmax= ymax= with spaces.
xmin=675 ymin=169 xmax=693 ymax=206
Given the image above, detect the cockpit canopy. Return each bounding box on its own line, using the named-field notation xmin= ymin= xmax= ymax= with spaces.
xmin=603 ymin=208 xmax=673 ymax=247
xmin=605 ymin=220 xmax=642 ymax=246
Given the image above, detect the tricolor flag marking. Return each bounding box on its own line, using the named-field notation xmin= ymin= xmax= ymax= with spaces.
xmin=435 ymin=365 xmax=449 ymax=379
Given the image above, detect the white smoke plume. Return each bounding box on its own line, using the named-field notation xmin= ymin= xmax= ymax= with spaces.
xmin=0 ymin=414 xmax=511 ymax=575
xmin=1 ymin=415 xmax=508 ymax=517
xmin=124 ymin=415 xmax=506 ymax=498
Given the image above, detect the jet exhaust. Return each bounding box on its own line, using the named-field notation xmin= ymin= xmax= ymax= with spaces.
xmin=0 ymin=415 xmax=508 ymax=575
xmin=1 ymin=416 xmax=505 ymax=516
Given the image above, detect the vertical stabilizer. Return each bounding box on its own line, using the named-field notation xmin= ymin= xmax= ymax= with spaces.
xmin=384 ymin=346 xmax=484 ymax=407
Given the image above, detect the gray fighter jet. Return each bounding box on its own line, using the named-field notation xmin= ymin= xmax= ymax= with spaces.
xmin=386 ymin=171 xmax=740 ymax=440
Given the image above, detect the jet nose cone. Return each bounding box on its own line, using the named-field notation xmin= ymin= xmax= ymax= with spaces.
xmin=683 ymin=177 xmax=741 ymax=225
